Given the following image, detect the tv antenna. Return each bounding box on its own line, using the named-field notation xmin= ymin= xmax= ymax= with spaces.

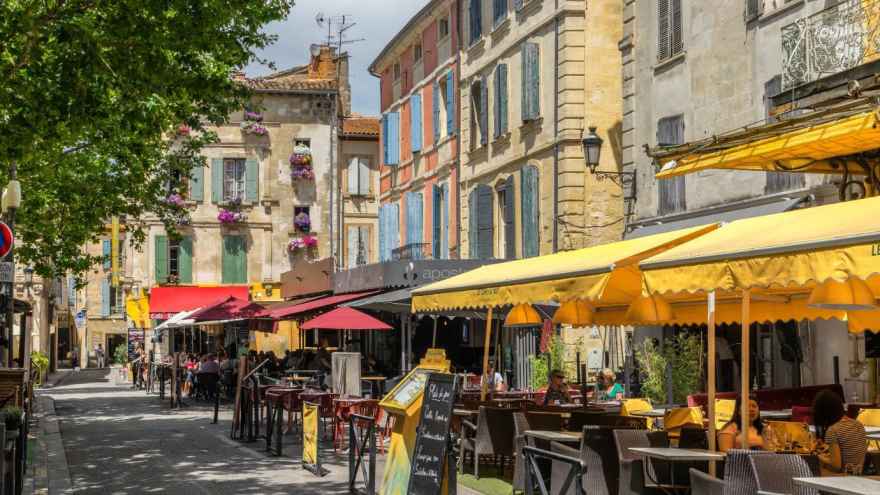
xmin=322 ymin=14 xmax=365 ymax=51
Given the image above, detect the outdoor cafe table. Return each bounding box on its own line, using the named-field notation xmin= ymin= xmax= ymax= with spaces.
xmin=629 ymin=447 xmax=726 ymax=494
xmin=524 ymin=430 xmax=582 ymax=444
xmin=632 ymin=408 xmax=667 ymax=418
xmin=793 ymin=476 xmax=880 ymax=495
xmin=361 ymin=376 xmax=386 ymax=396
xmin=760 ymin=409 xmax=793 ymax=420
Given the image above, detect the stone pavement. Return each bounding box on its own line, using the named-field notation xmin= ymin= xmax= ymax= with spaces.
xmin=32 ymin=369 xmax=368 ymax=494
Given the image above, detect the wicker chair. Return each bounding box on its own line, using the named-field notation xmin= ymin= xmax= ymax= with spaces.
xmin=613 ymin=429 xmax=668 ymax=495
xmin=722 ymin=449 xmax=772 ymax=495
xmin=512 ymin=412 xmax=565 ymax=491
xmin=459 ymin=406 xmax=516 ymax=478
xmin=690 ymin=468 xmax=725 ymax=495
xmin=551 ymin=426 xmax=626 ymax=495
xmin=677 ymin=427 xmax=710 ymax=478
xmin=749 ymin=454 xmax=817 ymax=495
xmin=568 ymin=410 xmax=608 ymax=431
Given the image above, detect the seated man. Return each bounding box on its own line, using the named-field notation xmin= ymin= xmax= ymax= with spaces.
xmin=543 ymin=370 xmax=572 ymax=405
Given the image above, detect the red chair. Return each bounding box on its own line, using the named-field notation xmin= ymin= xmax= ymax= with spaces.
xmin=375 ymin=407 xmax=396 ymax=455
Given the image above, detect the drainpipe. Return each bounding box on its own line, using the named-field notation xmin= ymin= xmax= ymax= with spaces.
xmin=455 ymin=0 xmax=463 ymax=259
xmin=552 ymin=0 xmax=560 ymax=253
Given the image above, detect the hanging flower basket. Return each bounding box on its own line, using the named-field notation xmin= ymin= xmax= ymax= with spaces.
xmin=291 ymin=166 xmax=314 ymax=181
xmin=288 ymin=234 xmax=318 ymax=253
xmin=240 ymin=111 xmax=267 ymax=136
xmin=218 ymin=199 xmax=247 ymax=224
xmin=289 ymin=145 xmax=315 ymax=181
xmin=294 ymin=212 xmax=311 ymax=232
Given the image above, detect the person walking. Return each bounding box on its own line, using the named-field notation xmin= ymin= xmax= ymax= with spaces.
xmin=96 ymin=344 xmax=105 ymax=368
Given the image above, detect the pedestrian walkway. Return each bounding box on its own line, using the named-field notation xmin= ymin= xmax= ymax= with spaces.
xmin=36 ymin=369 xmax=355 ymax=494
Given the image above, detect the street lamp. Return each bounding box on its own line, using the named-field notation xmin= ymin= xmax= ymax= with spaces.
xmin=23 ymin=267 xmax=33 ymax=290
xmin=582 ymin=126 xmax=635 ymax=190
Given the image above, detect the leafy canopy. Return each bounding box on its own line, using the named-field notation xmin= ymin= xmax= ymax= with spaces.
xmin=0 ymin=0 xmax=294 ymax=278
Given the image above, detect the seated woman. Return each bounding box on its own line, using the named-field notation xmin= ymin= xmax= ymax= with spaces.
xmin=543 ymin=370 xmax=572 ymax=405
xmin=718 ymin=397 xmax=764 ymax=452
xmin=813 ymin=389 xmax=867 ymax=475
xmin=598 ymin=368 xmax=624 ymax=401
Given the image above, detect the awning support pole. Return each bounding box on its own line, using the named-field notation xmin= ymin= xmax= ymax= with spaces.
xmin=707 ymin=291 xmax=717 ymax=476
xmin=741 ymin=289 xmax=751 ymax=451
xmin=480 ymin=307 xmax=494 ymax=402
xmin=431 ymin=316 xmax=438 ymax=347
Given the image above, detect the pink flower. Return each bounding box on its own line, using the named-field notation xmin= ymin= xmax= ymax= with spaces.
xmin=165 ymin=194 xmax=185 ymax=207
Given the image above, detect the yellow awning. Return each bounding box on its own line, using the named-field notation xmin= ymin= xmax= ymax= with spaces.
xmin=125 ymin=292 xmax=152 ymax=329
xmin=656 ymin=110 xmax=880 ymax=178
xmin=411 ymin=224 xmax=719 ymax=312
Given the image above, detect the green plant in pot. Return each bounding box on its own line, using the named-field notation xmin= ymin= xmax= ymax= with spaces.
xmin=2 ymin=406 xmax=23 ymax=435
xmin=113 ymin=344 xmax=128 ymax=365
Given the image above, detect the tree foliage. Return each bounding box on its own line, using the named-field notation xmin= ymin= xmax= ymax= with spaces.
xmin=636 ymin=333 xmax=704 ymax=404
xmin=0 ymin=0 xmax=294 ymax=279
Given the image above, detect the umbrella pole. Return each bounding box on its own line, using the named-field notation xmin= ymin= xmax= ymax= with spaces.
xmin=432 ymin=316 xmax=438 ymax=347
xmin=741 ymin=289 xmax=751 ymax=450
xmin=707 ymin=291 xmax=717 ymax=476
xmin=481 ymin=307 xmax=494 ymax=402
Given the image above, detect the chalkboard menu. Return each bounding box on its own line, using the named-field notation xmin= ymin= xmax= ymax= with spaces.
xmin=407 ymin=373 xmax=456 ymax=495
xmin=127 ymin=327 xmax=144 ymax=360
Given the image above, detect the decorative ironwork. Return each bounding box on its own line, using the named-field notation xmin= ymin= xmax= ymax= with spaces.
xmin=782 ymin=0 xmax=880 ymax=90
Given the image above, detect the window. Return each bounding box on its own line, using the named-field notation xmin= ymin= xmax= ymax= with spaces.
xmin=497 ymin=176 xmax=515 ymax=259
xmin=222 ymin=158 xmax=246 ymax=202
xmin=746 ymin=0 xmax=762 ymax=20
xmin=405 ymin=191 xmax=424 ymax=254
xmin=294 ymin=138 xmax=311 ymax=148
xmin=468 ymin=184 xmax=494 ymax=259
xmin=432 ymin=184 xmax=449 ymax=259
xmin=493 ymin=0 xmax=508 ymax=26
xmin=470 ymin=78 xmax=488 ymax=148
xmin=493 ymin=64 xmax=508 ymax=138
xmin=436 ymin=71 xmax=455 ymax=140
xmin=470 ymin=0 xmax=483 ymax=45
xmin=410 ymin=94 xmax=422 ymax=153
xmin=155 ymin=235 xmax=192 ymax=284
xmin=521 ymin=165 xmax=539 ymax=257
xmin=101 ymin=276 xmax=124 ymax=317
xmin=439 ymin=16 xmax=450 ymax=39
xmin=414 ymin=43 xmax=422 ymax=62
xmin=347 ymin=225 xmax=370 ymax=268
xmin=168 ymin=238 xmax=181 ymax=280
xmin=658 ymin=0 xmax=683 ymax=61
xmin=657 ymin=115 xmax=687 ymax=215
xmin=221 ymin=235 xmax=247 ymax=284
xmin=393 ymin=62 xmax=401 ymax=81
xmin=348 ymin=157 xmax=371 ymax=196
xmin=521 ymin=42 xmax=540 ymax=121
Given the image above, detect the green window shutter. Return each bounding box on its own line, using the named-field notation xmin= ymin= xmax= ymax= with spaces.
xmin=189 ymin=166 xmax=205 ymax=202
xmin=102 ymin=240 xmax=111 ymax=270
xmin=479 ymin=77 xmax=489 ymax=146
xmin=222 ymin=236 xmax=247 ymax=284
xmin=441 ymin=184 xmax=449 ymax=259
xmin=494 ymin=69 xmax=501 ymax=139
xmin=499 ymin=64 xmax=508 ymax=133
xmin=521 ymin=44 xmax=529 ymax=121
xmin=100 ymin=279 xmax=110 ymax=317
xmin=432 ymin=185 xmax=442 ymax=259
xmin=179 ymin=236 xmax=193 ymax=284
xmin=521 ymin=165 xmax=540 ymax=258
xmin=211 ymin=158 xmax=223 ymax=203
xmin=245 ymin=158 xmax=259 ymax=203
xmin=528 ymin=43 xmax=540 ymax=118
xmin=155 ymin=235 xmax=168 ymax=284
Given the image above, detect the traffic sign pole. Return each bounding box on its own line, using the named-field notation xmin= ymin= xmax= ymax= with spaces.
xmin=5 ymin=162 xmax=17 ymax=368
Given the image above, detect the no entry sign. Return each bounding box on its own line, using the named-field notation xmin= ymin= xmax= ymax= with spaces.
xmin=0 ymin=222 xmax=13 ymax=259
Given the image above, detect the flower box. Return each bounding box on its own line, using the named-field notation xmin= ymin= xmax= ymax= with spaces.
xmin=288 ymin=234 xmax=318 ymax=253
xmin=240 ymin=111 xmax=267 ymax=136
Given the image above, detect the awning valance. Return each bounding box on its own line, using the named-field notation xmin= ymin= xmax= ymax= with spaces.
xmin=300 ymin=307 xmax=392 ymax=331
xmin=411 ymin=224 xmax=719 ymax=312
xmin=188 ymin=296 xmax=266 ymax=324
xmin=655 ymin=109 xmax=880 ymax=178
xmin=149 ymin=286 xmax=250 ymax=319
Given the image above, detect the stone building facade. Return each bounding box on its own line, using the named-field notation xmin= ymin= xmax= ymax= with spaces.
xmin=339 ymin=116 xmax=381 ymax=268
xmin=459 ymin=0 xmax=623 ymax=258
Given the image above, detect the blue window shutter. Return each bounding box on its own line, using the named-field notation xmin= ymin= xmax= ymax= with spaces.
xmin=100 ymin=279 xmax=110 ymax=317
xmin=405 ymin=193 xmax=415 ymax=246
xmin=494 ymin=69 xmax=501 ymax=139
xmin=521 ymin=165 xmax=540 ymax=258
xmin=390 ymin=202 xmax=400 ymax=253
xmin=527 ymin=42 xmax=540 ymax=119
xmin=476 ymin=184 xmax=494 ymax=259
xmin=433 ymin=81 xmax=441 ymax=143
xmin=479 ymin=77 xmax=489 ymax=146
xmin=413 ymin=192 xmax=423 ymax=256
xmin=446 ymin=71 xmax=455 ymax=134
xmin=504 ymin=175 xmax=516 ymax=260
xmin=470 ymin=0 xmax=482 ymax=43
xmin=494 ymin=0 xmax=507 ymax=26
xmin=211 ymin=158 xmax=223 ymax=203
xmin=381 ymin=114 xmax=389 ymax=165
xmin=432 ymin=186 xmax=442 ymax=259
xmin=521 ymin=44 xmax=529 ymax=121
xmin=468 ymin=189 xmax=478 ymax=259
xmin=378 ymin=205 xmax=388 ymax=262
xmin=102 ymin=240 xmax=111 ymax=270
xmin=499 ymin=64 xmax=508 ymax=133
xmin=441 ymin=185 xmax=449 ymax=259
xmin=410 ymin=94 xmax=422 ymax=153
xmin=387 ymin=112 xmax=400 ymax=165
xmin=189 ymin=166 xmax=204 ymax=202
xmin=245 ymin=158 xmax=259 ymax=203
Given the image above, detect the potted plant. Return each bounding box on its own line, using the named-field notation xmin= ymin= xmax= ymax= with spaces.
xmin=635 ymin=333 xmax=703 ymax=404
xmin=2 ymin=406 xmax=23 ymax=440
xmin=240 ymin=111 xmax=268 ymax=136
xmin=294 ymin=212 xmax=311 ymax=232
xmin=289 ymin=144 xmax=314 ymax=181
xmin=218 ymin=198 xmax=247 ymax=225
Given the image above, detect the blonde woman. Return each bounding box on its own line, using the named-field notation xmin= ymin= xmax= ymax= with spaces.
xmin=598 ymin=369 xmax=624 ymax=400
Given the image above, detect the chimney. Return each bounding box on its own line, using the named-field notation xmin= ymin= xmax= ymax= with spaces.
xmin=308 ymin=45 xmax=337 ymax=80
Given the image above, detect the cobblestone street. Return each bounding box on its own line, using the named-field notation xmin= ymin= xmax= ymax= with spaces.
xmin=39 ymin=370 xmax=356 ymax=495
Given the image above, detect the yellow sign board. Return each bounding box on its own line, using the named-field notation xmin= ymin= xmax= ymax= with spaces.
xmin=303 ymin=402 xmax=318 ymax=467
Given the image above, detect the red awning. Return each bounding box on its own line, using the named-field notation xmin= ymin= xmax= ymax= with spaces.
xmin=266 ymin=290 xmax=380 ymax=320
xmin=149 ymin=286 xmax=250 ymax=319
xmin=300 ymin=307 xmax=392 ymax=331
xmin=188 ymin=296 xmax=266 ymax=323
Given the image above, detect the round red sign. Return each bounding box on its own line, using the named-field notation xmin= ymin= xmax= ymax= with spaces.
xmin=0 ymin=222 xmax=13 ymax=259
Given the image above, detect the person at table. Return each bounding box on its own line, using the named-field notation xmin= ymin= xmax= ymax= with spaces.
xmin=813 ymin=389 xmax=866 ymax=475
xmin=718 ymin=397 xmax=764 ymax=452
xmin=481 ymin=360 xmax=506 ymax=392
xmin=597 ymin=368 xmax=624 ymax=400
xmin=543 ymin=369 xmax=572 ymax=405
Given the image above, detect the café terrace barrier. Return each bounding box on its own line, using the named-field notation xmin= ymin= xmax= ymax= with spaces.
xmin=348 ymin=413 xmax=377 ymax=495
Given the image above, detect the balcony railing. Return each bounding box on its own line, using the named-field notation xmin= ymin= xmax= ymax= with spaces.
xmin=782 ymin=0 xmax=880 ymax=90
xmin=391 ymin=243 xmax=432 ymax=261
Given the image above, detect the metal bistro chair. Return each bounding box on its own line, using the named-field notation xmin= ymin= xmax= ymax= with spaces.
xmin=459 ymin=406 xmax=516 ymax=479
xmin=690 ymin=468 xmax=726 ymax=495
xmin=749 ymin=454 xmax=817 ymax=495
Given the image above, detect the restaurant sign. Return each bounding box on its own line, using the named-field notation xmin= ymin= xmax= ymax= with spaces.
xmin=302 ymin=401 xmax=325 ymax=476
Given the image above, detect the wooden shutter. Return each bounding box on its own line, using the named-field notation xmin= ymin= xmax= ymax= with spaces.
xmin=671 ymin=0 xmax=683 ymax=57
xmin=388 ymin=112 xmax=400 ymax=165
xmin=189 ymin=166 xmax=204 ymax=202
xmin=446 ymin=71 xmax=455 ymax=134
xmin=658 ymin=0 xmax=670 ymax=61
xmin=382 ymin=114 xmax=389 ymax=165
xmin=433 ymin=81 xmax=441 ymax=143
xmin=746 ymin=0 xmax=763 ymax=20
xmin=498 ymin=64 xmax=508 ymax=134
xmin=514 ymin=0 xmax=524 ymax=10
xmin=389 ymin=202 xmax=400 ymax=254
xmin=358 ymin=158 xmax=370 ymax=195
xmin=521 ymin=44 xmax=529 ymax=121
xmin=468 ymin=189 xmax=478 ymax=259
xmin=67 ymin=277 xmax=76 ymax=307
xmin=494 ymin=0 xmax=507 ymax=26
xmin=657 ymin=116 xmax=686 ymax=214
xmin=494 ymin=68 xmax=501 ymax=139
xmin=521 ymin=165 xmax=539 ymax=258
xmin=379 ymin=205 xmax=388 ymax=262
xmin=222 ymin=236 xmax=247 ymax=284
xmin=211 ymin=158 xmax=223 ymax=203
xmin=102 ymin=240 xmax=111 ymax=270
xmin=179 ymin=236 xmax=193 ymax=284
xmin=521 ymin=43 xmax=539 ymax=121
xmin=410 ymin=192 xmax=424 ymax=251
xmin=432 ymin=185 xmax=442 ymax=259
xmin=504 ymin=176 xmax=515 ymax=260
xmin=476 ymin=185 xmax=494 ymax=260
xmin=479 ymin=77 xmax=489 ymax=145
xmin=155 ymin=235 xmax=168 ymax=284
xmin=348 ymin=226 xmax=359 ymax=268
xmin=411 ymin=94 xmax=422 ymax=153
xmin=441 ymin=184 xmax=449 ymax=259
xmin=470 ymin=0 xmax=482 ymax=43
xmin=348 ymin=157 xmax=360 ymax=195
xmin=100 ymin=279 xmax=110 ymax=317
xmin=245 ymin=158 xmax=259 ymax=203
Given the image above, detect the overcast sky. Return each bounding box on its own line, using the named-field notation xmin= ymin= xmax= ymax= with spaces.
xmin=247 ymin=0 xmax=429 ymax=116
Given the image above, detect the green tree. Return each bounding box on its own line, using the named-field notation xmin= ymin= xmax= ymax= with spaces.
xmin=0 ymin=0 xmax=294 ymax=279
xmin=635 ymin=333 xmax=704 ymax=404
